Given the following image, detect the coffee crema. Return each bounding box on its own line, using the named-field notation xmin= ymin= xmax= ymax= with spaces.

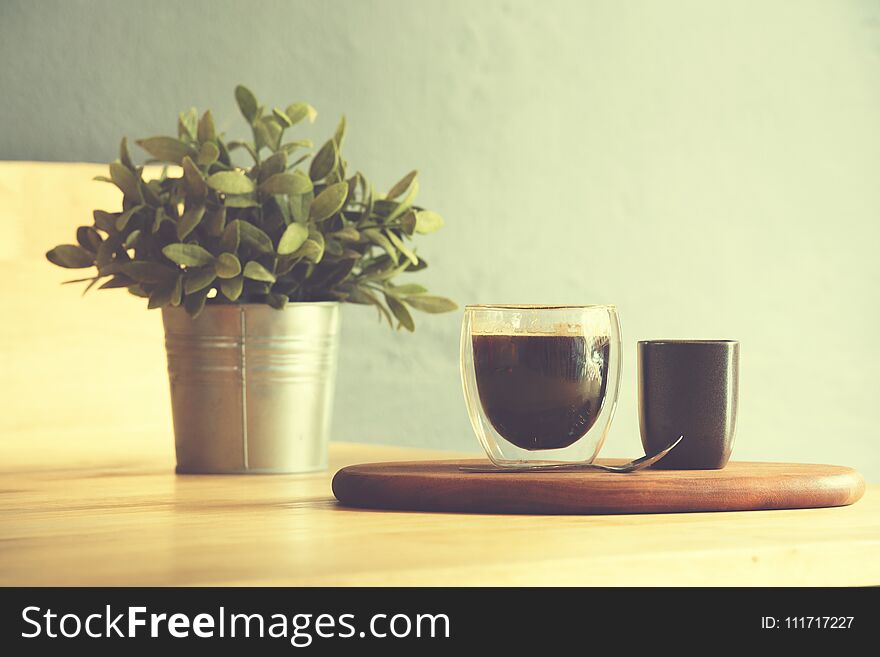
xmin=472 ymin=332 xmax=610 ymax=450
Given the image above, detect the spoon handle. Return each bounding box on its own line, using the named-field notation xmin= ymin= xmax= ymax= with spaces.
xmin=459 ymin=462 xmax=614 ymax=473
xmin=458 ymin=435 xmax=683 ymax=474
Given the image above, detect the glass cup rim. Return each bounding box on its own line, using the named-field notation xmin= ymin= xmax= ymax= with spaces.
xmin=638 ymin=339 xmax=738 ymax=345
xmin=465 ymin=303 xmax=617 ymax=311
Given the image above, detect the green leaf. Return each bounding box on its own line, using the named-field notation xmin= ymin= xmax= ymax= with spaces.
xmin=309 ymin=139 xmax=337 ymax=181
xmin=387 ymin=180 xmax=418 ymax=223
xmin=236 ymin=220 xmax=274 ymax=253
xmin=147 ymin=290 xmax=169 ymax=310
xmin=123 ymin=229 xmax=141 ymax=249
xmin=151 ymin=207 xmax=168 ymax=233
xmin=99 ymin=275 xmax=134 ymax=290
xmin=289 ymin=189 xmax=313 ymax=224
xmin=385 ymin=294 xmax=415 ymax=332
xmin=215 ymin=253 xmax=241 ymax=279
xmin=414 ymin=210 xmax=444 ymax=234
xmin=280 ymin=139 xmax=313 ymax=155
xmin=385 ymin=230 xmax=418 ymax=266
xmin=140 ymin=180 xmax=162 ymax=207
xmin=349 ymin=286 xmax=393 ymax=326
xmin=197 ymin=110 xmax=216 ymax=142
xmin=252 ymin=122 xmax=270 ymax=152
xmin=346 ymin=286 xmax=377 ymax=305
xmin=218 ymin=138 xmax=232 ymax=165
xmin=285 ymin=102 xmax=317 ymax=125
xmin=182 ymin=156 xmax=208 ymax=197
xmin=309 ymin=182 xmax=349 ymax=221
xmin=324 ymin=238 xmax=343 ymax=256
xmin=404 ymin=295 xmax=458 ymax=313
xmin=76 ymin=226 xmax=103 ymax=251
xmin=178 ymin=107 xmax=198 ymax=140
xmin=119 ymin=137 xmax=135 ymax=170
xmin=218 ymin=141 xmax=231 ymax=167
xmin=148 ymin=274 xmax=182 ymax=309
xmin=235 ymin=84 xmax=259 ymax=124
xmin=258 ymin=151 xmax=287 ymax=182
xmin=405 ymin=257 xmax=428 ymax=272
xmin=223 ymin=195 xmax=260 ymax=208
xmin=260 ymin=171 xmax=313 ymax=196
xmin=220 ymin=275 xmax=244 ymax=301
xmin=363 ymin=228 xmax=398 ymax=265
xmin=333 ymin=115 xmax=346 ymax=148
xmin=243 ymin=261 xmax=276 ymax=282
xmin=310 ymin=226 xmax=327 ymax=247
xmin=275 ymin=254 xmax=300 ymax=276
xmin=135 ymin=136 xmax=193 ymax=164
xmin=196 ymin=141 xmax=220 ymax=166
xmin=221 ymin=220 xmax=240 ymax=252
xmin=171 ymin=275 xmax=183 ymax=306
xmin=295 ymin=239 xmax=324 ymax=264
xmin=183 ymin=267 xmax=217 ymax=294
xmin=46 ymin=245 xmax=95 ymax=269
xmin=114 ymin=204 xmax=144 ymax=231
xmin=203 ymin=207 xmax=226 ymax=237
xmin=272 ymin=107 xmax=293 ymax=127
xmin=363 ymin=259 xmax=410 ymax=282
xmin=184 ymin=286 xmax=210 ymax=317
xmin=162 ymin=243 xmax=215 ymax=267
xmin=121 ymin=261 xmax=176 ymax=283
xmin=93 ymin=210 xmax=117 ymax=232
xmin=96 ymin=240 xmax=120 ymax=268
xmin=388 ymin=283 xmax=427 ymax=296
xmin=332 ymin=226 xmax=361 ymax=242
xmin=97 ymin=260 xmax=124 ymax=276
xmin=372 ymin=199 xmax=404 ymax=219
xmin=109 ymin=162 xmax=142 ymax=201
xmin=267 ymin=292 xmax=289 ymax=310
xmin=176 ymin=205 xmax=206 ymax=240
xmin=310 ymin=258 xmax=355 ymax=288
xmin=386 ymin=170 xmax=418 ymax=200
xmin=399 ymin=210 xmax=417 ymax=236
xmin=206 ymin=171 xmax=255 ymax=194
xmin=360 ymin=255 xmax=393 ymax=276
xmin=277 ymin=223 xmax=309 ymax=255
xmin=254 ymin=117 xmax=282 ymax=151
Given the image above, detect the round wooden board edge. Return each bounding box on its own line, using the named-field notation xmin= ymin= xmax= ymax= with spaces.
xmin=331 ymin=459 xmax=866 ymax=516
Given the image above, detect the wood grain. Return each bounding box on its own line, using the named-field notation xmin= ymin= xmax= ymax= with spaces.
xmin=2 ymin=440 xmax=879 ymax=586
xmin=332 ymin=459 xmax=865 ymax=514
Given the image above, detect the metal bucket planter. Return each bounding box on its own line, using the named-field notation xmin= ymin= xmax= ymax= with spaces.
xmin=162 ymin=302 xmax=340 ymax=474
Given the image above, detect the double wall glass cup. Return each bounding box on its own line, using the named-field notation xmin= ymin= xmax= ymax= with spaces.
xmin=460 ymin=305 xmax=622 ymax=468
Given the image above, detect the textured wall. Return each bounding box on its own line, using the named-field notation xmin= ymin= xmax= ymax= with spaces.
xmin=2 ymin=0 xmax=879 ymax=478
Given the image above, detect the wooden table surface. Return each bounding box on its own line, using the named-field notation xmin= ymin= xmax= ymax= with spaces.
xmin=2 ymin=439 xmax=879 ymax=586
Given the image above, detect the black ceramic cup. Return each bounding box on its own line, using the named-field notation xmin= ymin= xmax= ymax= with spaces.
xmin=638 ymin=340 xmax=739 ymax=470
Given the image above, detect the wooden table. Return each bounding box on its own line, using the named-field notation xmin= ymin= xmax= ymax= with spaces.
xmin=2 ymin=440 xmax=878 ymax=586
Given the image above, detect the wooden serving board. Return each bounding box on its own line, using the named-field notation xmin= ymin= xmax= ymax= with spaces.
xmin=332 ymin=459 xmax=865 ymax=515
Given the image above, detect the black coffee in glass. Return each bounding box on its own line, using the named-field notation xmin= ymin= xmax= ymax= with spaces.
xmin=472 ymin=333 xmax=610 ymax=450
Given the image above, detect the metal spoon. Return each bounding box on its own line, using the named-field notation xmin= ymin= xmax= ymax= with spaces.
xmin=458 ymin=435 xmax=683 ymax=473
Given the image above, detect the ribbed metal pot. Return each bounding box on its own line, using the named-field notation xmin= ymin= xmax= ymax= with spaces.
xmin=162 ymin=302 xmax=340 ymax=474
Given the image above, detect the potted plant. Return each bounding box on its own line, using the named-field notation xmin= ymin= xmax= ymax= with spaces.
xmin=46 ymin=85 xmax=456 ymax=474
